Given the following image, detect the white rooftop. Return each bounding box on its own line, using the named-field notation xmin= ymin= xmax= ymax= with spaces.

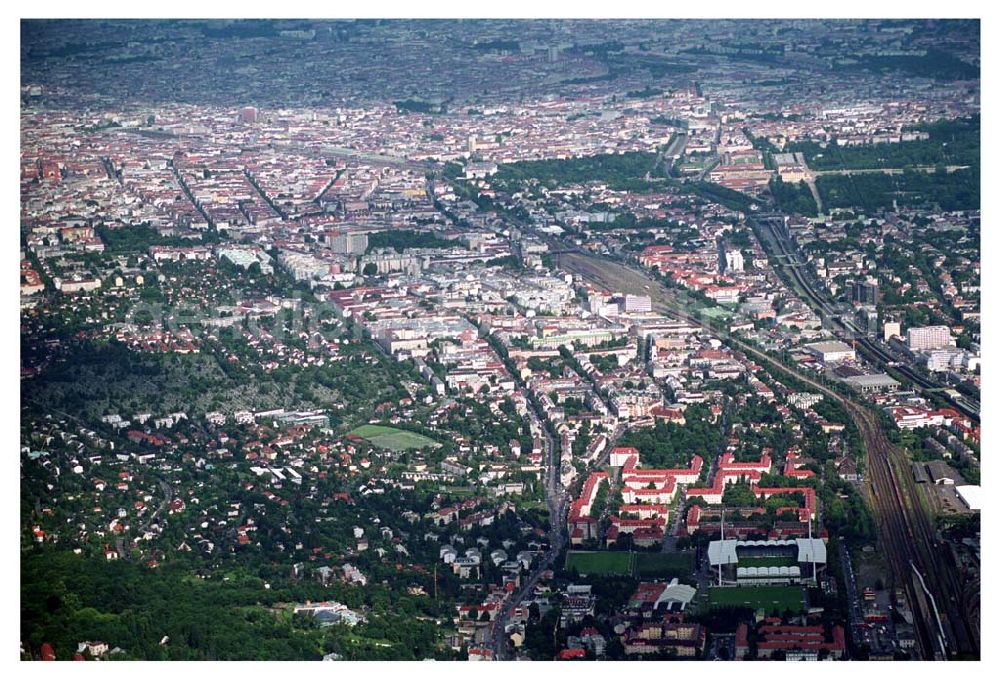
xmin=845 ymin=373 xmax=900 ymax=387
xmin=657 ymin=578 xmax=696 ymax=608
xmin=955 ymin=485 xmax=982 ymax=511
xmin=795 ymin=538 xmax=827 ymax=565
xmin=805 ymin=340 xmax=854 ymax=354
xmin=707 ymin=538 xmax=826 ymax=566
xmin=707 ymin=539 xmax=739 ymax=567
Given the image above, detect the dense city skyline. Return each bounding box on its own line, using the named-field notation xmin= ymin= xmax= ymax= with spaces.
xmin=20 ymin=18 xmax=980 ymax=663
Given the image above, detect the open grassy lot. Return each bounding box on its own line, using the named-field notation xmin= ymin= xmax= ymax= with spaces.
xmin=438 ymin=486 xmax=477 ymax=497
xmin=565 ymin=551 xmax=634 ymax=576
xmin=708 ymin=585 xmax=803 ymax=613
xmin=348 ymin=424 xmax=440 ymax=451
xmin=633 ymin=552 xmax=695 ymax=578
xmin=699 ymin=306 xmax=731 ymax=319
xmin=679 ymin=157 xmax=712 ymax=171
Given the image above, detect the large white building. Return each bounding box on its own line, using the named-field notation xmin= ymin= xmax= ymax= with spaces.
xmin=883 ymin=320 xmax=902 ymax=342
xmin=724 ymin=249 xmax=744 ymax=273
xmin=906 ymin=325 xmax=953 ymax=351
xmin=220 ymin=247 xmax=273 ymax=274
xmin=278 ymin=251 xmax=329 ymax=280
xmin=326 ymin=230 xmax=368 ymax=255
xmin=923 ymin=348 xmax=966 ymax=372
xmin=358 ymin=250 xmax=422 ymax=275
xmin=623 ymin=294 xmax=652 ymax=314
xmin=804 ymin=340 xmax=856 ymax=364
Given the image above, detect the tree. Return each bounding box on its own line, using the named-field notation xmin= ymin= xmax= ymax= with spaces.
xmin=722 ymin=482 xmax=757 ymax=507
xmin=362 ymin=263 xmax=378 ymax=276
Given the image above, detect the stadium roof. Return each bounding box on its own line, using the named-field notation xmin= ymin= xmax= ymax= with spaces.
xmin=795 ymin=538 xmax=826 ymax=565
xmin=707 ymin=539 xmax=739 ymax=567
xmin=737 ymin=565 xmax=801 ymax=578
xmin=708 ymin=538 xmax=826 ymax=566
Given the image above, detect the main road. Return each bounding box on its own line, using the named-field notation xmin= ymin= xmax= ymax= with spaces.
xmin=487 ymin=393 xmax=568 ymax=659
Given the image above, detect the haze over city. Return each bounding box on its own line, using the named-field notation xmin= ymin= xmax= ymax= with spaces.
xmin=19 ymin=18 xmax=980 ymax=664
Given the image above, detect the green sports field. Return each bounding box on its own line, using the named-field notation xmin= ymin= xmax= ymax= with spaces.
xmin=348 ymin=424 xmax=440 ymax=451
xmin=708 ymin=585 xmax=803 ymax=612
xmin=633 ymin=552 xmax=695 ymax=578
xmin=565 ymin=551 xmax=634 ymax=575
xmin=564 ymin=551 xmax=698 ymax=578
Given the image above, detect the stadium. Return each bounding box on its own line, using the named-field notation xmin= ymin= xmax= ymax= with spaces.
xmin=707 ymin=538 xmax=827 ymax=586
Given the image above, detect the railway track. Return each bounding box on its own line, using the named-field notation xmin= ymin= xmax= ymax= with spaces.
xmin=847 ymin=405 xmax=947 ymax=659
xmin=756 ymin=216 xmax=980 ymax=422
xmin=553 ymin=248 xmax=978 ymax=659
xmin=859 ymin=407 xmax=978 ymax=656
xmin=747 ymin=216 xmax=978 ymax=656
